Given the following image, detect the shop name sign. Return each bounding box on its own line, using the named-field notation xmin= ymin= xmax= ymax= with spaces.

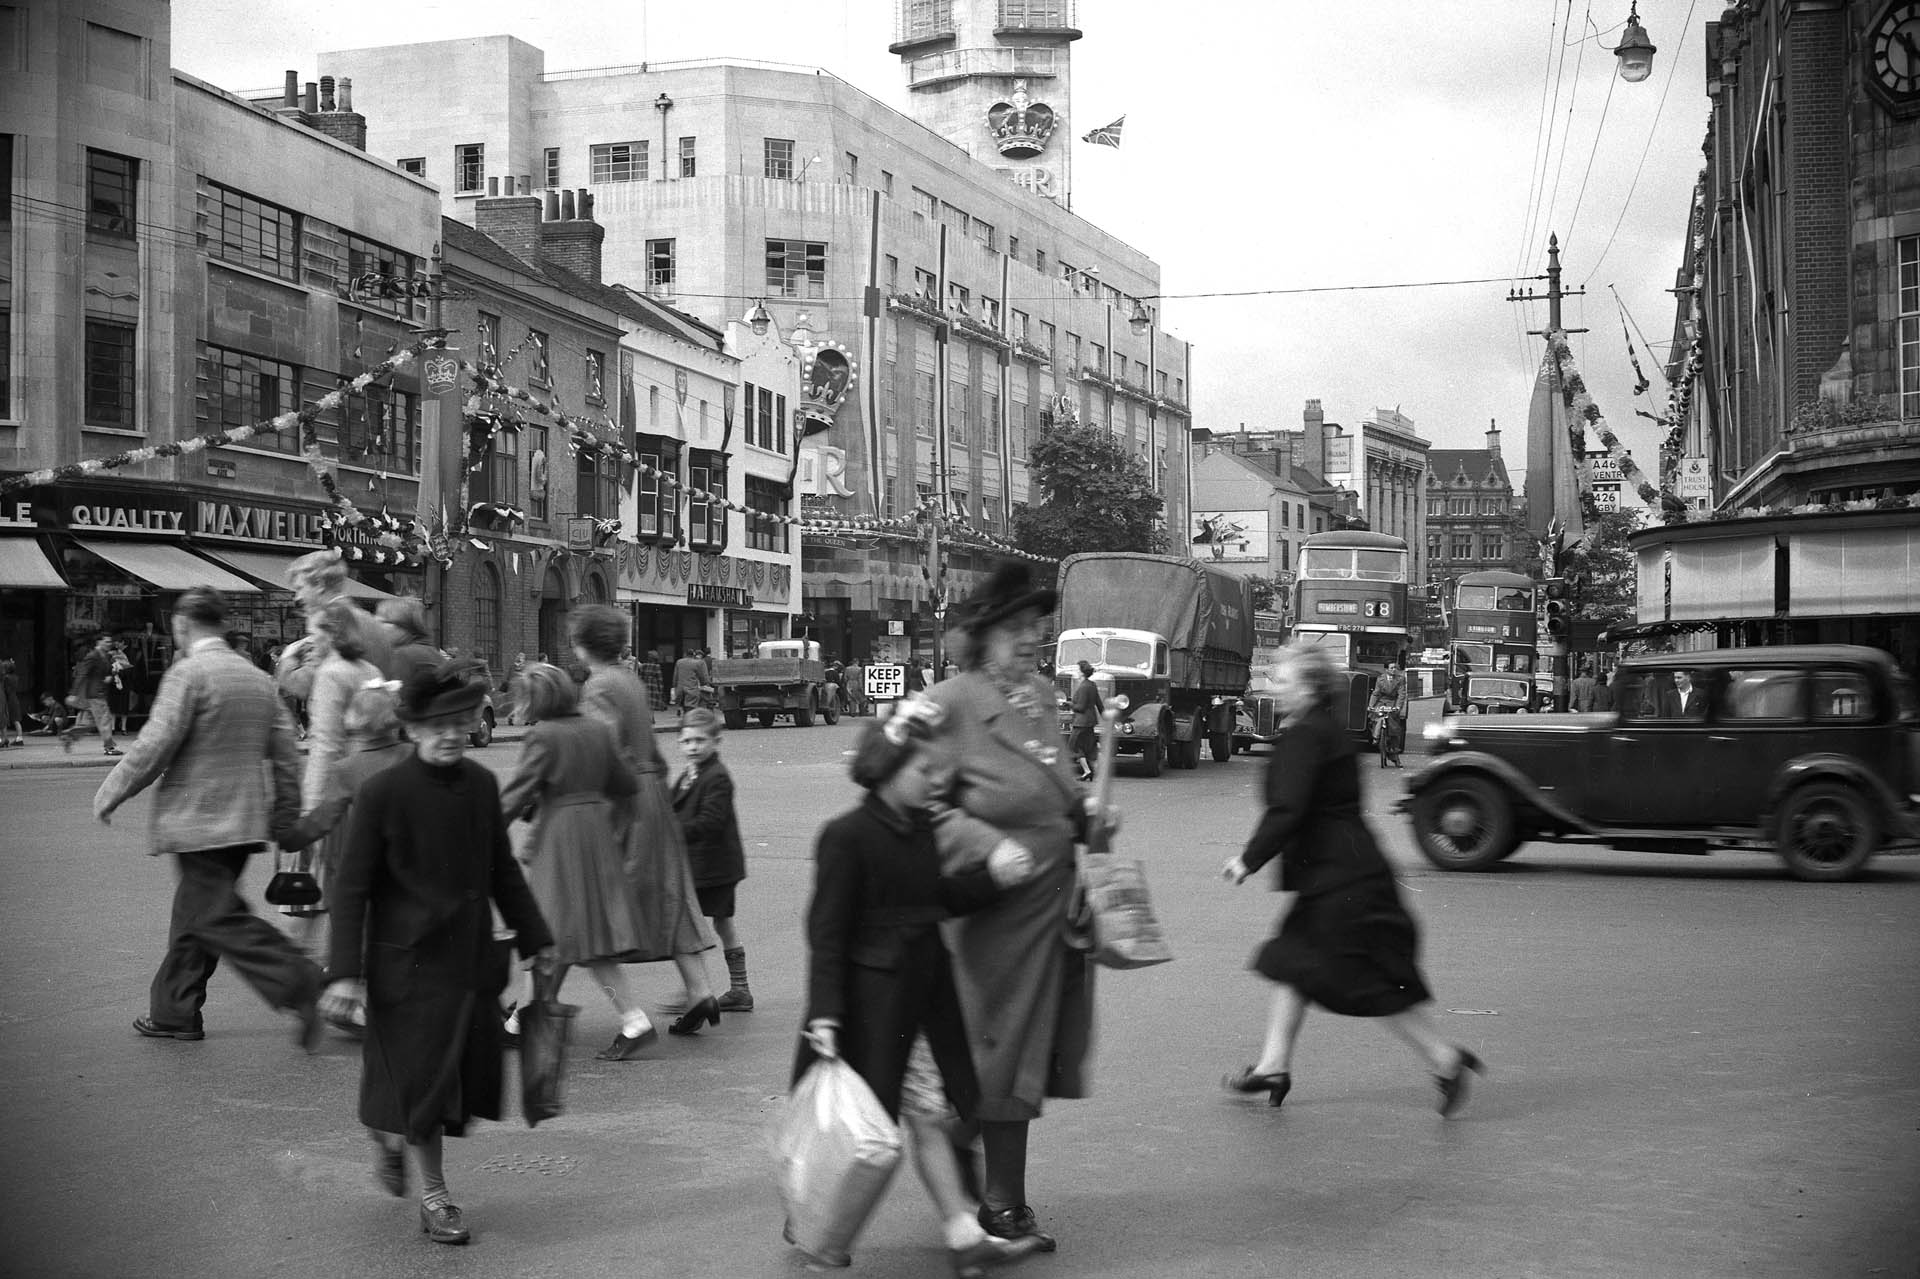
xmin=70 ymin=501 xmax=186 ymax=531
xmin=194 ymin=501 xmax=330 ymax=546
xmin=687 ymin=583 xmax=753 ymax=608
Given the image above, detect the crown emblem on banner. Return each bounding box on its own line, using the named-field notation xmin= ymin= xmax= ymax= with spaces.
xmin=987 ymin=80 xmax=1057 ymax=159
xmin=423 ymin=355 xmax=459 ymax=391
xmin=797 ymin=343 xmax=859 ymax=438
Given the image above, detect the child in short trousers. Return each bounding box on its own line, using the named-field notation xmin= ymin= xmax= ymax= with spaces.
xmin=672 ymin=708 xmax=754 ymax=1011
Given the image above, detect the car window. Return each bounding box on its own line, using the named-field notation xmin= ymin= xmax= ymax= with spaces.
xmin=1722 ymin=669 xmax=1804 ymax=722
xmin=1812 ymin=669 xmax=1877 ymax=723
xmin=1616 ymin=668 xmax=1710 ymax=722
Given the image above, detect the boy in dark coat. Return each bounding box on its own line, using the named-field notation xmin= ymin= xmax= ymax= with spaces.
xmin=321 ymin=659 xmax=556 ymax=1246
xmin=672 ymin=708 xmax=753 ymax=1011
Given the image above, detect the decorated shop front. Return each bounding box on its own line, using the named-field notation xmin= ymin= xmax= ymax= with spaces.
xmin=615 ymin=543 xmax=796 ymax=661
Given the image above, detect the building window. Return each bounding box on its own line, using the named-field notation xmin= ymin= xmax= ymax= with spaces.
xmin=950 ymin=379 xmax=969 ymax=445
xmin=975 ymin=219 xmax=996 ymax=251
xmin=455 ymin=143 xmax=484 ymax=193
xmin=646 ymin=238 xmax=675 ymax=293
xmin=342 ymin=231 xmax=420 ymax=316
xmin=206 ymin=345 xmax=295 ymax=451
xmin=982 ymin=389 xmax=1000 ymax=454
xmin=1450 ymin=534 xmax=1473 ymax=561
xmin=87 ymin=149 xmax=137 ymax=240
xmin=1066 ymin=333 xmax=1081 ymax=374
xmin=1090 ymin=343 xmax=1105 ymax=378
xmin=207 ymin=182 xmax=299 ymax=280
xmin=885 ymin=255 xmax=900 ymax=290
xmin=882 ymin=170 xmax=895 ymax=196
xmin=844 ymin=152 xmax=858 ymax=184
xmin=1040 ymin=321 xmax=1056 ymax=358
xmin=747 ymin=383 xmax=786 ymax=453
xmin=341 ymin=381 xmax=420 ymax=472
xmin=476 ymin=426 xmax=519 ymax=506
xmin=766 ymin=239 xmax=827 ymax=299
xmin=915 ymin=372 xmax=935 ymax=439
xmin=529 ymin=329 xmax=550 ymax=384
xmin=688 ymin=449 xmax=727 ymax=549
xmin=1902 ymin=237 xmax=1920 ymax=419
xmin=1035 ymin=249 xmax=1048 ymax=275
xmin=0 ymin=308 xmax=9 ymax=418
xmin=764 ymin=138 xmax=795 ymax=180
xmin=913 ymin=266 xmax=937 ymax=297
xmin=575 ymin=450 xmax=620 ymax=519
xmin=746 ymin=476 xmax=789 ymax=551
xmin=543 ymin=147 xmax=560 ymax=188
xmin=585 ymin=350 xmax=605 ymax=404
xmin=1008 ymin=234 xmax=1021 ymax=261
xmin=398 ymin=157 xmax=425 ymax=177
xmin=85 ymin=320 xmax=136 ymax=428
xmin=477 ymin=311 xmax=501 ymax=365
xmin=527 ymin=425 xmax=549 ymax=521
xmin=473 ymin=563 xmax=502 ymax=674
xmin=590 ymin=140 xmax=647 ymax=183
xmin=679 ymin=136 xmax=697 ymax=178
xmin=949 ymin=283 xmax=971 ymax=313
xmin=1481 ymin=534 xmax=1505 ymax=560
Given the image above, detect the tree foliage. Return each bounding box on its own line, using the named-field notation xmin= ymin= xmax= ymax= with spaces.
xmin=1011 ymin=422 xmax=1168 ymax=560
xmin=1520 ymin=504 xmax=1643 ymax=624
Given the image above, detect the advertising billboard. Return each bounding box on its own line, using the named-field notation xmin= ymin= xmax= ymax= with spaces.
xmin=1190 ymin=510 xmax=1269 ymax=563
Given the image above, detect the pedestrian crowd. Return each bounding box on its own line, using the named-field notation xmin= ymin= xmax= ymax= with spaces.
xmin=83 ymin=548 xmax=1486 ymax=1271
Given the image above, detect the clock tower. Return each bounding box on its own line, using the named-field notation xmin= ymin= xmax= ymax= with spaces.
xmin=891 ymin=0 xmax=1083 ymax=206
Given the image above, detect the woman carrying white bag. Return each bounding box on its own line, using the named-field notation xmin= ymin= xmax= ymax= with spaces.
xmin=779 ymin=700 xmax=1043 ymax=1277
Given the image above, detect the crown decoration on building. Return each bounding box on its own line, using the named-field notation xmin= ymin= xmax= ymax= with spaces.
xmin=423 ymin=354 xmax=460 ymax=392
xmin=987 ymin=80 xmax=1058 ymax=159
xmin=797 ymin=343 xmax=859 ymax=438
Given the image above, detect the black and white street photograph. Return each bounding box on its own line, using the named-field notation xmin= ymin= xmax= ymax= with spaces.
xmin=1 ymin=2 xmax=1917 ymax=1276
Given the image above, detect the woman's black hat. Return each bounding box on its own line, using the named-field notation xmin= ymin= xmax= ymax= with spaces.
xmin=396 ymin=657 xmax=489 ymax=722
xmin=957 ymin=559 xmax=1057 ymax=633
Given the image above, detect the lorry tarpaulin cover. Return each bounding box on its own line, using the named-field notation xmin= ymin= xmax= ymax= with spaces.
xmin=1056 ymin=554 xmax=1255 ymax=657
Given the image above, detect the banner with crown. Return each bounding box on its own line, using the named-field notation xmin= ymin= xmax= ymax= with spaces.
xmin=988 ymin=80 xmax=1057 ymax=159
xmin=423 ymin=353 xmax=461 ymax=395
xmin=797 ymin=343 xmax=858 ymax=438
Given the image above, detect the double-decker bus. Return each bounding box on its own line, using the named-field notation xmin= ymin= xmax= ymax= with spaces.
xmin=1446 ymin=569 xmax=1539 ymax=713
xmin=1284 ymin=530 xmax=1414 ymax=740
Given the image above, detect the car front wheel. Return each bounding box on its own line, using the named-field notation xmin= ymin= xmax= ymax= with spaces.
xmin=1411 ymin=774 xmax=1517 ymax=871
xmin=1776 ymin=781 xmax=1879 ymax=882
xmin=469 ymin=709 xmax=494 ymax=749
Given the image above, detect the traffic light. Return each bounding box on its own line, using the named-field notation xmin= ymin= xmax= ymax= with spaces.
xmin=1543 ymin=577 xmax=1571 ymax=640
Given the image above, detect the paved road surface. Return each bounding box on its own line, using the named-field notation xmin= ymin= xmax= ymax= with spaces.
xmin=1 ymin=719 xmax=1916 ymax=1278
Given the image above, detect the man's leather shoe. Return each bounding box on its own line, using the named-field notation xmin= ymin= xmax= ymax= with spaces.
xmin=978 ymin=1204 xmax=1056 ymax=1253
xmin=133 ymin=1015 xmax=204 ymax=1041
xmin=951 ymin=1233 xmax=1043 ymax=1277
xmin=419 ymin=1203 xmax=470 ymax=1244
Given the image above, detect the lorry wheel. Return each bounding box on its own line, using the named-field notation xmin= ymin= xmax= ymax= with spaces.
xmin=1209 ymin=730 xmax=1233 ymax=762
xmin=1776 ymin=781 xmax=1878 ymax=882
xmin=757 ymin=710 xmax=777 ymax=729
xmin=1140 ymin=733 xmax=1165 ymax=777
xmin=822 ymin=696 xmax=840 ymax=726
xmin=723 ymin=708 xmax=748 ymax=731
xmin=1410 ymin=775 xmax=1516 ymax=871
xmin=795 ymin=694 xmax=817 ymax=728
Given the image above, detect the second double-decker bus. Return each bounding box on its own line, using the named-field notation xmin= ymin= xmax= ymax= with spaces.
xmin=1287 ymin=530 xmax=1415 ymax=740
xmin=1446 ymin=569 xmax=1538 ymax=713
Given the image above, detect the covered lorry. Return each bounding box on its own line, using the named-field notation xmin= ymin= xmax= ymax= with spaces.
xmin=1052 ymin=553 xmax=1256 ymax=776
xmin=712 ymin=639 xmax=839 ymax=729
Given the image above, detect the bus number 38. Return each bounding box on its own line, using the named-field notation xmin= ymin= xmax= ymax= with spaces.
xmin=1364 ymin=600 xmax=1392 ymax=618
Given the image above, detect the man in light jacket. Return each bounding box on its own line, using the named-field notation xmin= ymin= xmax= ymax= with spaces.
xmin=94 ymin=586 xmax=323 ymax=1050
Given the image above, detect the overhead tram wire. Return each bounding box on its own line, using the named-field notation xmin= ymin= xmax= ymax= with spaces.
xmin=1583 ymin=0 xmax=1702 ymax=285
xmin=1536 ymin=0 xmax=1593 ymax=272
xmin=1524 ymin=0 xmax=1580 ymax=274
xmin=1563 ymin=56 xmax=1619 ymax=253
xmin=1512 ymin=5 xmax=1566 ymax=368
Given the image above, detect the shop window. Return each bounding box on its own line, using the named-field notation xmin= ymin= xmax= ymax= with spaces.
xmin=85 ymin=319 xmax=136 ymax=428
xmin=688 ymin=449 xmax=727 ymax=550
xmin=746 ymin=476 xmax=788 ymax=552
xmin=473 ymin=562 xmax=503 ymax=674
xmin=206 ymin=181 xmax=298 ymax=281
xmin=87 ymin=149 xmax=136 ymax=241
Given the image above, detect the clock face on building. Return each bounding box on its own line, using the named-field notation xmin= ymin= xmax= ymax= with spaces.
xmin=1870 ymin=2 xmax=1920 ymax=109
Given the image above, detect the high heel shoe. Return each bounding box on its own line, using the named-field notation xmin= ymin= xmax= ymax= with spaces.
xmin=667 ymin=995 xmax=720 ymax=1035
xmin=1222 ymin=1066 xmax=1292 ymax=1108
xmin=1434 ymin=1047 xmax=1486 ymax=1118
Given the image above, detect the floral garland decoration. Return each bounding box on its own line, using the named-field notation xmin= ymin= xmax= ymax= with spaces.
xmin=1545 ymin=333 xmax=1665 ymax=514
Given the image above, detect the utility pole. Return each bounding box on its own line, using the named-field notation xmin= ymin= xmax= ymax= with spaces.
xmin=1508 ymin=233 xmax=1587 ymax=339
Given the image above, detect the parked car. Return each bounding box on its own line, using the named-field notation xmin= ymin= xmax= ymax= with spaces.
xmin=1400 ymin=645 xmax=1920 ymax=882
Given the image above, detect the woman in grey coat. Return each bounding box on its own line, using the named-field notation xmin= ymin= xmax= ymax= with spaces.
xmin=924 ymin=560 xmax=1104 ymax=1255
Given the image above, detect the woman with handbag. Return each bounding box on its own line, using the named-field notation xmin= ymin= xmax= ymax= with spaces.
xmin=789 ymin=703 xmax=1043 ymax=1277
xmin=1220 ymin=640 xmax=1485 ymax=1115
xmin=498 ymin=663 xmax=658 ymax=1062
xmin=921 ymin=560 xmax=1108 ymax=1255
xmin=569 ymin=605 xmax=720 ymax=1034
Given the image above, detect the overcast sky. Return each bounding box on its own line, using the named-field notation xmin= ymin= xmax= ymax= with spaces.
xmin=171 ymin=0 xmax=1710 ymax=490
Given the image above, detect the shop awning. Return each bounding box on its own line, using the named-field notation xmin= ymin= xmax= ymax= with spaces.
xmin=76 ymin=538 xmax=260 ymax=593
xmin=340 ymin=577 xmax=396 ymax=602
xmin=194 ymin=548 xmax=303 ymax=592
xmin=0 ymin=537 xmax=67 ymax=589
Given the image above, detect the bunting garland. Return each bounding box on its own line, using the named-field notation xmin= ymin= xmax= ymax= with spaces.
xmin=1545 ymin=333 xmax=1664 ymax=514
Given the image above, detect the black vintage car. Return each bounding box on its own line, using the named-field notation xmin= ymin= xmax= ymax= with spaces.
xmin=1401 ymin=645 xmax=1920 ymax=882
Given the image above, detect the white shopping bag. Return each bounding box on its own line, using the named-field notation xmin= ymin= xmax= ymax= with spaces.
xmin=773 ymin=1057 xmax=902 ymax=1267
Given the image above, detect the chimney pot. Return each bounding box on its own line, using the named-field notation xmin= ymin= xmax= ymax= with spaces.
xmin=338 ymin=77 xmax=352 ymax=112
xmin=319 ymin=75 xmax=335 ymax=111
xmin=283 ymin=70 xmax=298 ymax=106
xmin=517 ymin=175 xmax=530 ymax=195
xmin=544 ymin=190 xmax=561 ymax=221
xmin=303 ymin=81 xmax=318 ymax=114
xmin=580 ymin=191 xmax=595 ymax=221
xmin=559 ymin=188 xmax=576 ymax=220
xmin=487 ymin=176 xmax=499 ymax=197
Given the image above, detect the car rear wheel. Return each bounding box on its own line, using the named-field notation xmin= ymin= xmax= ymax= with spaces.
xmin=1776 ymin=781 xmax=1879 ymax=883
xmin=1411 ymin=775 xmax=1517 ymax=871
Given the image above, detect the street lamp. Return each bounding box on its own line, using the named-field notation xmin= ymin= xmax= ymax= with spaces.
xmin=1613 ymin=2 xmax=1656 ymax=83
xmin=1128 ymin=299 xmax=1153 ymax=337
xmin=745 ymin=299 xmax=772 ymax=336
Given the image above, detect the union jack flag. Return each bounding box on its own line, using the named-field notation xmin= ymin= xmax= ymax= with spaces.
xmin=1081 ymin=116 xmax=1125 ymax=148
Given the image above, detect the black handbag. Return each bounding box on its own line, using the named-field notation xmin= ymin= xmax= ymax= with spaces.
xmin=264 ymin=846 xmax=323 ymax=912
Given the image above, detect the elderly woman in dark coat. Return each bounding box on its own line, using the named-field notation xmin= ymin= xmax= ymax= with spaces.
xmin=1221 ymin=640 xmax=1485 ymax=1116
xmin=922 ymin=560 xmax=1103 ymax=1254
xmin=321 ymin=660 xmax=555 ymax=1246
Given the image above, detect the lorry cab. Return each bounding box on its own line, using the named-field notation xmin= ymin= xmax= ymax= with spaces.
xmin=1055 ymin=627 xmax=1169 ymax=708
xmin=754 ymin=639 xmax=822 ymax=662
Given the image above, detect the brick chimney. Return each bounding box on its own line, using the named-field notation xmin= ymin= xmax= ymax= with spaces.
xmin=539 ymin=188 xmax=605 ymax=286
xmin=1485 ymin=417 xmax=1502 ymax=458
xmin=307 ymin=75 xmax=368 ymax=150
xmin=1301 ymin=398 xmax=1327 ymax=478
xmin=475 ymin=190 xmax=545 ymax=269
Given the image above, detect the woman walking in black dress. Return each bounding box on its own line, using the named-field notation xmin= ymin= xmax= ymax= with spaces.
xmin=1220 ymin=640 xmax=1486 ymax=1116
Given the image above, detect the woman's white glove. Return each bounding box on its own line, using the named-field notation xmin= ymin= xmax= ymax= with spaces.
xmin=805 ymin=1018 xmax=840 ymax=1059
xmin=319 ymin=977 xmax=366 ymax=1025
xmin=987 ymin=838 xmax=1036 ymax=887
xmin=1221 ymin=855 xmax=1252 ymax=885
